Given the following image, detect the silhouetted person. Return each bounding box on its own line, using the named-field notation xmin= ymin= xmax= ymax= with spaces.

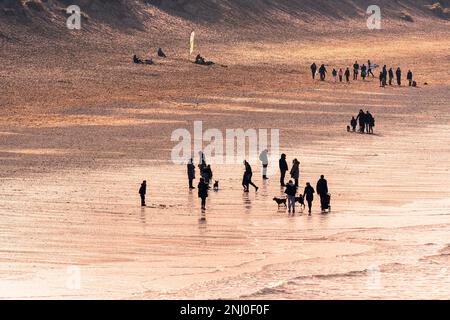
xmin=203 ymin=165 xmax=213 ymax=184
xmin=139 ymin=180 xmax=147 ymax=207
xmin=303 ymin=182 xmax=315 ymax=215
xmin=361 ymin=64 xmax=367 ymax=80
xmin=319 ymin=64 xmax=327 ymax=81
xmin=367 ymin=60 xmax=375 ymax=77
xmin=338 ymin=68 xmax=343 ymax=82
xmin=259 ymin=149 xmax=269 ymax=180
xmin=244 ymin=161 xmax=258 ymax=192
xmin=187 ymin=158 xmax=196 ymax=189
xmin=356 ymin=109 xmax=366 ymax=133
xmin=379 ymin=71 xmax=384 ymax=87
xmin=353 ymin=61 xmax=360 ymax=80
xmin=332 ymin=68 xmax=337 ymax=82
xmin=279 ymin=153 xmax=289 ymax=186
xmin=198 ymin=178 xmax=209 ymax=210
xmin=388 ymin=68 xmax=394 ymax=86
xmin=285 ymin=180 xmax=297 ymax=214
xmin=407 ymin=70 xmax=413 ymax=86
xmin=198 ymin=150 xmax=206 ymax=167
xmin=311 ymin=63 xmax=317 ymax=80
xmin=382 ymin=65 xmax=387 ymax=86
xmin=351 ymin=116 xmax=357 ymax=132
xmin=366 ymin=111 xmax=375 ymax=134
xmin=133 ymin=55 xmax=143 ymax=64
xmin=290 ymin=158 xmax=300 ymax=187
xmin=316 ymin=175 xmax=329 ymax=213
xmin=345 ymin=67 xmax=350 ymax=82
xmin=396 ymin=67 xmax=402 ymax=86
xmin=157 ymin=48 xmax=166 ymax=58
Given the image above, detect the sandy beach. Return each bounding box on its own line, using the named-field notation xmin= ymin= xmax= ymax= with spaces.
xmin=0 ymin=0 xmax=449 ymax=299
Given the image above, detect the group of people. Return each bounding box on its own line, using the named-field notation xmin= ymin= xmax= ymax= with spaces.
xmin=310 ymin=60 xmax=415 ymax=87
xmin=350 ymin=110 xmax=375 ymax=134
xmin=133 ymin=48 xmax=167 ymax=65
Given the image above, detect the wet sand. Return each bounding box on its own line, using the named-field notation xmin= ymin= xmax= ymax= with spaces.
xmin=1 ymin=19 xmax=450 ymax=299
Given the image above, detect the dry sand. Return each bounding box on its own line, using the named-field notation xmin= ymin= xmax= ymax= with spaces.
xmin=0 ymin=1 xmax=449 ymax=299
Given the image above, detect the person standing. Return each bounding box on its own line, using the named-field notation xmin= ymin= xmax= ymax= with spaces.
xmin=139 ymin=180 xmax=147 ymax=207
xmin=345 ymin=67 xmax=351 ymax=83
xmin=338 ymin=68 xmax=343 ymax=82
xmin=285 ymin=180 xmax=297 ymax=214
xmin=303 ymin=182 xmax=315 ymax=215
xmin=379 ymin=71 xmax=384 ymax=87
xmin=316 ymin=175 xmax=329 ymax=213
xmin=319 ymin=64 xmax=327 ymax=81
xmin=361 ymin=64 xmax=367 ymax=80
xmin=290 ymin=158 xmax=300 ymax=187
xmin=332 ymin=68 xmax=337 ymax=82
xmin=353 ymin=61 xmax=360 ymax=80
xmin=388 ymin=68 xmax=394 ymax=86
xmin=279 ymin=153 xmax=289 ymax=187
xmin=311 ymin=63 xmax=317 ymax=80
xmin=396 ymin=67 xmax=402 ymax=86
xmin=187 ymin=158 xmax=196 ymax=189
xmin=351 ymin=116 xmax=357 ymax=132
xmin=259 ymin=149 xmax=269 ymax=180
xmin=198 ymin=178 xmax=209 ymax=210
xmin=366 ymin=111 xmax=374 ymax=134
xmin=356 ymin=109 xmax=366 ymax=133
xmin=407 ymin=70 xmax=413 ymax=86
xmin=382 ymin=65 xmax=387 ymax=86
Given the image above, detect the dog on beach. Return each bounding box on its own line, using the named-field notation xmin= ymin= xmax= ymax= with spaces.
xmin=213 ymin=181 xmax=219 ymax=191
xmin=295 ymin=195 xmax=306 ymax=211
xmin=273 ymin=197 xmax=287 ymax=208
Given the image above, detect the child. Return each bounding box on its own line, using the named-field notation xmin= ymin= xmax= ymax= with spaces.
xmin=351 ymin=116 xmax=357 ymax=132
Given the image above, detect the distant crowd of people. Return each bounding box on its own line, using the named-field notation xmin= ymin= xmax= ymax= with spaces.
xmin=310 ymin=60 xmax=415 ymax=87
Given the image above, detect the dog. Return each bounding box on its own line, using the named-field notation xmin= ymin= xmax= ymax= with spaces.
xmin=295 ymin=195 xmax=306 ymax=211
xmin=273 ymin=197 xmax=287 ymax=208
xmin=213 ymin=181 xmax=219 ymax=191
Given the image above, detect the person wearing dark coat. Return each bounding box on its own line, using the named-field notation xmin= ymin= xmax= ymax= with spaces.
xmin=407 ymin=70 xmax=413 ymax=86
xmin=345 ymin=67 xmax=351 ymax=82
xmin=356 ymin=109 xmax=366 ymax=133
xmin=187 ymin=158 xmax=196 ymax=189
xmin=365 ymin=111 xmax=374 ymax=134
xmin=388 ymin=68 xmax=394 ymax=85
xmin=157 ymin=48 xmax=167 ymax=58
xmin=382 ymin=65 xmax=388 ymax=86
xmin=285 ymin=180 xmax=298 ymax=214
xmin=396 ymin=67 xmax=402 ymax=86
xmin=319 ymin=64 xmax=327 ymax=81
xmin=198 ymin=178 xmax=209 ymax=210
xmin=316 ymin=175 xmax=329 ymax=212
xmin=351 ymin=116 xmax=357 ymax=132
xmin=303 ymin=182 xmax=315 ymax=215
xmin=243 ymin=161 xmax=258 ymax=192
xmin=290 ymin=158 xmax=300 ymax=187
xmin=353 ymin=61 xmax=360 ymax=80
xmin=203 ymin=165 xmax=213 ymax=184
xmin=361 ymin=64 xmax=367 ymax=80
xmin=311 ymin=63 xmax=317 ymax=80
xmin=139 ymin=180 xmax=147 ymax=207
xmin=279 ymin=153 xmax=289 ymax=186
xmin=379 ymin=71 xmax=384 ymax=87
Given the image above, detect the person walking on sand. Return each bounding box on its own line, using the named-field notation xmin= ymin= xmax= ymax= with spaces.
xmin=407 ymin=70 xmax=413 ymax=86
xmin=319 ymin=64 xmax=327 ymax=81
xmin=367 ymin=60 xmax=375 ymax=78
xmin=353 ymin=61 xmax=360 ymax=80
xmin=388 ymin=68 xmax=394 ymax=86
xmin=290 ymin=158 xmax=300 ymax=187
xmin=198 ymin=178 xmax=209 ymax=210
xmin=303 ymin=182 xmax=315 ymax=215
xmin=244 ymin=160 xmax=258 ymax=192
xmin=366 ymin=111 xmax=375 ymax=134
xmin=351 ymin=116 xmax=357 ymax=132
xmin=279 ymin=153 xmax=289 ymax=187
xmin=338 ymin=68 xmax=343 ymax=82
xmin=285 ymin=180 xmax=297 ymax=214
xmin=187 ymin=158 xmax=196 ymax=189
xmin=356 ymin=109 xmax=366 ymax=133
xmin=259 ymin=149 xmax=269 ymax=180
xmin=311 ymin=63 xmax=317 ymax=80
xmin=139 ymin=180 xmax=147 ymax=207
xmin=379 ymin=71 xmax=384 ymax=87
xmin=316 ymin=175 xmax=329 ymax=213
xmin=382 ymin=65 xmax=388 ymax=86
xmin=345 ymin=67 xmax=351 ymax=83
xmin=396 ymin=67 xmax=402 ymax=86
xmin=332 ymin=68 xmax=337 ymax=82
xmin=361 ymin=64 xmax=367 ymax=80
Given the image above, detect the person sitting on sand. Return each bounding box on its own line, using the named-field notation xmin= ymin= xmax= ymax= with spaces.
xmin=351 ymin=116 xmax=357 ymax=132
xmin=195 ymin=54 xmax=215 ymax=66
xmin=157 ymin=48 xmax=167 ymax=58
xmin=144 ymin=58 xmax=154 ymax=65
xmin=133 ymin=54 xmax=143 ymax=64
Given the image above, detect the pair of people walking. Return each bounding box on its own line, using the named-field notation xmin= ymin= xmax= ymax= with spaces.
xmin=284 ymin=175 xmax=329 ymax=214
xmin=279 ymin=154 xmax=300 ymax=187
